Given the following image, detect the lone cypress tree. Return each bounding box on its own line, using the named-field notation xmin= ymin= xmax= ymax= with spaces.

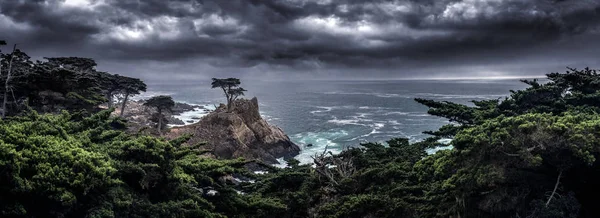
xmin=211 ymin=78 xmax=246 ymax=112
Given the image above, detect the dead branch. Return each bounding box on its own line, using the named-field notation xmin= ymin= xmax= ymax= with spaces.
xmin=546 ymin=170 xmax=563 ymax=207
xmin=312 ymin=145 xmax=356 ymax=189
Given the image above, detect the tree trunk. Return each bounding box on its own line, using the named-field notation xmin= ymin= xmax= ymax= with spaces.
xmin=106 ymin=92 xmax=113 ymax=108
xmin=546 ymin=170 xmax=563 ymax=207
xmin=2 ymin=44 xmax=17 ymax=119
xmin=119 ymin=92 xmax=129 ymax=117
xmin=0 ymin=51 xmax=3 ymax=117
xmin=157 ymin=108 xmax=162 ymax=135
xmin=222 ymin=87 xmax=231 ymax=112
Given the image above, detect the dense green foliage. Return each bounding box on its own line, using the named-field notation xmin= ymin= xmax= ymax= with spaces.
xmin=0 ymin=109 xmax=286 ymax=217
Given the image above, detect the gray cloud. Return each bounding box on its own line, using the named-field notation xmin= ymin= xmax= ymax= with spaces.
xmin=0 ymin=0 xmax=599 ymax=81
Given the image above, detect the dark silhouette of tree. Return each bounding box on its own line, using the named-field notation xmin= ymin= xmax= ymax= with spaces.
xmin=33 ymin=57 xmax=106 ymax=112
xmin=228 ymin=87 xmax=247 ymax=104
xmin=143 ymin=95 xmax=174 ymax=134
xmin=0 ymin=46 xmax=147 ymax=117
xmin=0 ymin=43 xmax=16 ymax=118
xmin=97 ymin=72 xmax=147 ymax=115
xmin=97 ymin=71 xmax=120 ymax=109
xmin=211 ymin=78 xmax=246 ymax=111
xmin=117 ymin=76 xmax=146 ymax=117
xmin=0 ymin=41 xmax=3 ymax=113
xmin=44 ymin=57 xmax=97 ymax=72
xmin=0 ymin=41 xmax=4 ymax=75
xmin=0 ymin=44 xmax=34 ymax=118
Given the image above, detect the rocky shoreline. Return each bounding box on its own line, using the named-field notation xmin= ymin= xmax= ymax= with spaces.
xmin=167 ymin=97 xmax=301 ymax=164
xmin=114 ymin=100 xmax=211 ymax=126
xmin=118 ymin=97 xmax=300 ymax=165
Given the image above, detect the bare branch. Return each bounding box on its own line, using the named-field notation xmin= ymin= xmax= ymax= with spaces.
xmin=546 ymin=170 xmax=563 ymax=207
xmin=500 ymin=150 xmax=520 ymax=157
xmin=2 ymin=44 xmax=17 ymax=119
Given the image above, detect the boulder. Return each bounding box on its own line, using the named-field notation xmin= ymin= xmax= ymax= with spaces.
xmin=171 ymin=102 xmax=199 ymax=115
xmin=168 ymin=117 xmax=186 ymax=125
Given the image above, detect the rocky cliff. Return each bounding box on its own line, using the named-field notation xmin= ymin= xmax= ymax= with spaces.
xmin=168 ymin=97 xmax=300 ymax=164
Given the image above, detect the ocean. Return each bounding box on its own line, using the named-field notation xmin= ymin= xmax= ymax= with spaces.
xmin=143 ymin=79 xmax=530 ymax=164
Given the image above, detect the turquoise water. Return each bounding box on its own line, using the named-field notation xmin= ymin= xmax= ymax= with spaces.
xmin=146 ymin=79 xmax=529 ymax=163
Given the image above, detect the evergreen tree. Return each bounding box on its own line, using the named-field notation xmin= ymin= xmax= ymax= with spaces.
xmin=143 ymin=95 xmax=175 ymax=134
xmin=211 ymin=78 xmax=246 ymax=112
xmin=0 ymin=109 xmax=286 ymax=217
xmin=117 ymin=75 xmax=147 ymax=117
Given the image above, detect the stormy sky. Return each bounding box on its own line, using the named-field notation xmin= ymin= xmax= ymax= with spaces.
xmin=1 ymin=0 xmax=599 ymax=81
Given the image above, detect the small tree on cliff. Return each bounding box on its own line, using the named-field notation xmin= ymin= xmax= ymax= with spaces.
xmin=143 ymin=95 xmax=174 ymax=134
xmin=211 ymin=78 xmax=246 ymax=111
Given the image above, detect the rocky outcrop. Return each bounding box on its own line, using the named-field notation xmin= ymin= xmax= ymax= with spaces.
xmin=171 ymin=102 xmax=200 ymax=115
xmin=168 ymin=97 xmax=300 ymax=164
xmin=114 ymin=100 xmax=202 ymax=126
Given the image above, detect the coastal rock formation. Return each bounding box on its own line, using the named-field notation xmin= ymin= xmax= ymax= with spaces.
xmin=168 ymin=97 xmax=300 ymax=164
xmin=113 ymin=100 xmax=201 ymax=127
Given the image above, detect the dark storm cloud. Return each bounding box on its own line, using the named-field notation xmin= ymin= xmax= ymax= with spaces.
xmin=0 ymin=0 xmax=600 ymax=80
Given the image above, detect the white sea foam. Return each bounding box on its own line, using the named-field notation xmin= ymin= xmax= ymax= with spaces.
xmin=374 ymin=93 xmax=403 ymax=98
xmin=415 ymin=93 xmax=506 ymax=99
xmin=427 ymin=145 xmax=453 ymax=154
xmin=131 ymin=91 xmax=176 ymax=101
xmin=253 ymin=171 xmax=268 ymax=175
xmin=373 ymin=123 xmax=385 ymax=128
xmin=349 ymin=129 xmax=379 ymax=141
xmin=387 ymin=120 xmax=402 ymax=126
xmin=327 ymin=117 xmax=371 ymax=127
xmin=385 ymin=130 xmax=406 ymax=135
xmin=310 ymin=105 xmax=356 ymax=115
xmin=260 ymin=113 xmax=281 ymax=121
xmin=383 ymin=111 xmax=429 ymax=117
xmin=310 ymin=106 xmax=334 ymax=114
xmin=383 ymin=111 xmax=410 ymax=115
xmin=273 ymin=157 xmax=288 ymax=168
xmin=359 ymin=106 xmax=392 ymax=110
xmin=438 ymin=138 xmax=452 ymax=145
xmin=354 ymin=113 xmax=372 ymax=118
xmin=169 ymin=104 xmax=216 ymax=127
xmin=363 ymin=127 xmax=381 ymax=137
xmin=408 ymin=114 xmax=431 ymax=117
xmin=346 ymin=122 xmax=386 ymax=141
xmin=425 ymin=138 xmax=454 ymax=154
xmin=291 ymin=130 xmax=349 ymax=164
xmin=323 ymin=92 xmax=409 ymax=98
